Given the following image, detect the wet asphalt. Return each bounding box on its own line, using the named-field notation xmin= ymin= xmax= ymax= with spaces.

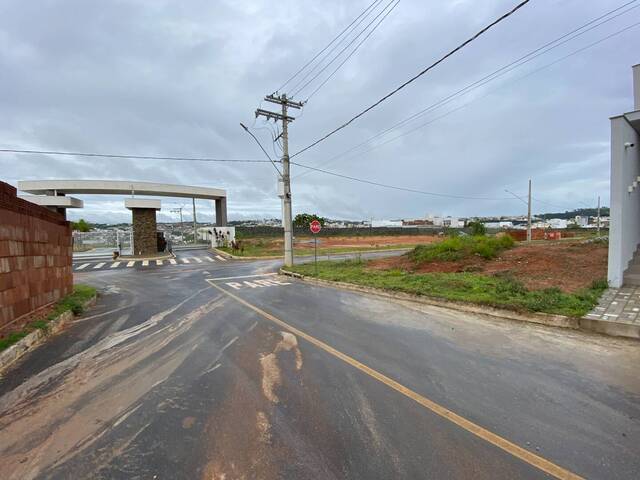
xmin=0 ymin=250 xmax=639 ymax=479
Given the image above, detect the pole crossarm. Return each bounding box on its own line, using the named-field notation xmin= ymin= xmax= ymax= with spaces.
xmin=265 ymin=94 xmax=304 ymax=109
xmin=255 ymin=108 xmax=296 ymax=123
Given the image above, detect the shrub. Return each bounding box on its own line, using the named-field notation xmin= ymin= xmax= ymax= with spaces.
xmin=409 ymin=235 xmax=514 ymax=264
xmin=468 ymin=221 xmax=487 ymax=236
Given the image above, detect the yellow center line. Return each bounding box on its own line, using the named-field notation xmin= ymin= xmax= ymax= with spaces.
xmin=206 ymin=279 xmax=583 ymax=480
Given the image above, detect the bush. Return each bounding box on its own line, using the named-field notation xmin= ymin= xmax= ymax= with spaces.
xmin=468 ymin=221 xmax=487 ymax=236
xmin=409 ymin=235 xmax=514 ymax=263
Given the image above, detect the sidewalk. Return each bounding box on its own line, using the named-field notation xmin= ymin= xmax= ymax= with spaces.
xmin=584 ymin=286 xmax=640 ymax=325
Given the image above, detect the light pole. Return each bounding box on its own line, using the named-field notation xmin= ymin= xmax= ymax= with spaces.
xmin=505 ymin=184 xmax=531 ymax=242
xmin=171 ymin=207 xmax=184 ymax=244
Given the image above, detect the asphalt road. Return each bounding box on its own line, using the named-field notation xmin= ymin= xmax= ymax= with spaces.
xmin=0 ymin=250 xmax=639 ymax=479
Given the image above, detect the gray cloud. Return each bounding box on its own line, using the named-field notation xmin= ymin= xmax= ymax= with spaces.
xmin=1 ymin=0 xmax=636 ymax=222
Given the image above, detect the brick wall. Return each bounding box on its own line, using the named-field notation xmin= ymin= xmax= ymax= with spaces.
xmin=132 ymin=208 xmax=158 ymax=256
xmin=0 ymin=181 xmax=73 ymax=329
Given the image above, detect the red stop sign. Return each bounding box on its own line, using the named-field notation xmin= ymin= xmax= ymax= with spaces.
xmin=310 ymin=220 xmax=321 ymax=234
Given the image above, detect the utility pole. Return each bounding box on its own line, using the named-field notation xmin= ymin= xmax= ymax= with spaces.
xmin=527 ymin=179 xmax=532 ymax=243
xmin=255 ymin=93 xmax=303 ymax=267
xmin=597 ymin=195 xmax=601 ymax=237
xmin=192 ymin=198 xmax=197 ymax=244
xmin=171 ymin=207 xmax=184 ymax=244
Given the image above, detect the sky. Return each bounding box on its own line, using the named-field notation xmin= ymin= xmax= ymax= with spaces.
xmin=0 ymin=0 xmax=638 ymax=224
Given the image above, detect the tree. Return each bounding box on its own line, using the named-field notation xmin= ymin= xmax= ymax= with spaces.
xmin=71 ymin=219 xmax=92 ymax=232
xmin=467 ymin=221 xmax=486 ymax=236
xmin=293 ymin=213 xmax=326 ymax=228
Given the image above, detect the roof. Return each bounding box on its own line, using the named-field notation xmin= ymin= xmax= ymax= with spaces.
xmin=18 ymin=180 xmax=226 ymax=200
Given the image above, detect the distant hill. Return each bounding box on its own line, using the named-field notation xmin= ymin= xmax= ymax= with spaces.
xmin=538 ymin=207 xmax=609 ymax=220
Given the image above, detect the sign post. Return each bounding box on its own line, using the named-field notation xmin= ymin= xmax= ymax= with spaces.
xmin=309 ymin=220 xmax=321 ymax=276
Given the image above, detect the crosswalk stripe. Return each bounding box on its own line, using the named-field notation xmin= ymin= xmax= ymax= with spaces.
xmin=110 ymin=262 xmax=120 ymax=268
xmin=192 ymin=257 xmax=203 ymax=263
xmin=142 ymin=260 xmax=149 ymax=266
xmin=216 ymin=255 xmax=227 ymax=262
xmin=169 ymin=259 xmax=177 ymax=265
xmin=182 ymin=258 xmax=190 ymax=264
xmin=205 ymin=256 xmax=215 ymax=262
xmin=93 ymin=263 xmax=105 ymax=269
xmin=156 ymin=259 xmax=163 ymax=265
xmin=127 ymin=261 xmax=135 ymax=267
xmin=76 ymin=263 xmax=90 ymax=270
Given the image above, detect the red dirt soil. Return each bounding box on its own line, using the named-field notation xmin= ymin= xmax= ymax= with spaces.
xmin=295 ymin=234 xmax=440 ymax=249
xmin=245 ymin=235 xmax=440 ymax=252
xmin=368 ymin=241 xmax=608 ymax=293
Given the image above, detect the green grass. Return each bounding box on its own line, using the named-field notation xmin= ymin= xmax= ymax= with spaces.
xmin=408 ymin=235 xmax=515 ymax=263
xmin=0 ymin=284 xmax=96 ymax=352
xmin=288 ymin=260 xmax=606 ymax=318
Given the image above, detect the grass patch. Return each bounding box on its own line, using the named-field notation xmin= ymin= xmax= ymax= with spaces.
xmin=0 ymin=284 xmax=96 ymax=352
xmin=288 ymin=260 xmax=606 ymax=318
xmin=409 ymin=235 xmax=514 ymax=263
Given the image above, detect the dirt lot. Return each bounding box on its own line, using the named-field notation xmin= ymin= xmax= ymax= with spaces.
xmin=294 ymin=234 xmax=439 ymax=249
xmin=368 ymin=241 xmax=608 ymax=293
xmin=235 ymin=234 xmax=440 ymax=255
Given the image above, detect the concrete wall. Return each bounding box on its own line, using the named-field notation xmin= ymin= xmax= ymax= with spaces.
xmin=0 ymin=181 xmax=73 ymax=329
xmin=608 ymin=117 xmax=640 ymax=287
xmin=131 ymin=208 xmax=158 ymax=256
xmin=634 ymin=64 xmax=640 ymax=111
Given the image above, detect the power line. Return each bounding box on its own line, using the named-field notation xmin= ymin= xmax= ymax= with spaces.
xmin=288 ymin=0 xmax=387 ymax=97
xmin=295 ymin=16 xmax=640 ymax=179
xmin=304 ymin=0 xmax=401 ymax=102
xmin=291 ymin=0 xmax=400 ymax=99
xmin=531 ymin=196 xmax=575 ymax=211
xmin=290 ymin=160 xmax=516 ymax=200
xmin=0 ymin=148 xmax=269 ymax=163
xmin=298 ymin=0 xmax=639 ymax=172
xmin=276 ymin=0 xmax=383 ymax=93
xmin=239 ymin=123 xmax=283 ymax=176
xmin=291 ymin=0 xmax=531 ymax=158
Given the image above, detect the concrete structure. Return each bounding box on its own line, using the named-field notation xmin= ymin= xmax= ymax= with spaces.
xmin=608 ymin=64 xmax=640 ymax=287
xmin=18 ymin=179 xmax=228 ymax=257
xmin=18 ymin=195 xmax=83 ymax=218
xmin=125 ymin=199 xmax=161 ymax=255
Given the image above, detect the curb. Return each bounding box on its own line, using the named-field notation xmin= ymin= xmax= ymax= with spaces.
xmin=0 ymin=294 xmax=98 ymax=375
xmin=118 ymin=252 xmax=175 ymax=262
xmin=279 ymin=270 xmax=640 ymax=340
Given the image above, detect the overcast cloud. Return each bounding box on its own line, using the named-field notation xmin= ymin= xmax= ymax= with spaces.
xmin=0 ymin=0 xmax=637 ymax=223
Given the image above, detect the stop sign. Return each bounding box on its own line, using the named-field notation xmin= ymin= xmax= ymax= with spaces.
xmin=310 ymin=220 xmax=321 ymax=234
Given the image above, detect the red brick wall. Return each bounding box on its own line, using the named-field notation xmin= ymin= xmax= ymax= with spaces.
xmin=0 ymin=181 xmax=73 ymax=329
xmin=505 ymin=229 xmax=579 ymax=241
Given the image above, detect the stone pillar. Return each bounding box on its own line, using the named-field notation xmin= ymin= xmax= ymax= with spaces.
xmin=215 ymin=197 xmax=227 ymax=226
xmin=125 ymin=199 xmax=161 ymax=256
xmin=131 ymin=208 xmax=157 ymax=256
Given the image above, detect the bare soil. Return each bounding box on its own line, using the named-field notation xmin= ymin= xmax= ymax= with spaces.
xmin=243 ymin=235 xmax=440 ymax=254
xmin=368 ymin=241 xmax=608 ymax=293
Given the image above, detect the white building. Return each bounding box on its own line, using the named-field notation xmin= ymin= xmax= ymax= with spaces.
xmin=426 ymin=214 xmax=462 ymax=228
xmin=372 ymin=219 xmax=403 ymax=228
xmin=548 ymin=218 xmax=568 ymax=229
xmin=483 ymin=221 xmax=513 ymax=229
xmin=608 ymin=64 xmax=640 ymax=287
xmin=574 ymin=215 xmax=589 ymax=227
